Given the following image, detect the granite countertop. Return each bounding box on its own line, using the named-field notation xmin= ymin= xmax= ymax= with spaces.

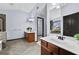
xmin=40 ymin=35 xmax=79 ymax=55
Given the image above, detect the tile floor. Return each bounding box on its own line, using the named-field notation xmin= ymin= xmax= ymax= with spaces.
xmin=0 ymin=39 xmax=41 ymax=55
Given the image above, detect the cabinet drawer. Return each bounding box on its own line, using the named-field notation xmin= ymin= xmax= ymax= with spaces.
xmin=41 ymin=45 xmax=52 ymax=55
xmin=48 ymin=43 xmax=59 ymax=54
xmin=41 ymin=40 xmax=48 ymax=47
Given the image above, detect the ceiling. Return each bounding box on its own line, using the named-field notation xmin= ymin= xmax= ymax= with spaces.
xmin=0 ymin=3 xmax=36 ymax=13
xmin=49 ymin=3 xmax=66 ymax=10
xmin=36 ymin=3 xmax=46 ymax=16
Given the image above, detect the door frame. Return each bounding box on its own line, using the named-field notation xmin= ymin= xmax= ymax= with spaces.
xmin=0 ymin=14 xmax=6 ymax=31
xmin=37 ymin=17 xmax=44 ymax=41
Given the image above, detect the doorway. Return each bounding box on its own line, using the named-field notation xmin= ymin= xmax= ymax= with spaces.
xmin=37 ymin=17 xmax=44 ymax=41
xmin=0 ymin=14 xmax=6 ymax=31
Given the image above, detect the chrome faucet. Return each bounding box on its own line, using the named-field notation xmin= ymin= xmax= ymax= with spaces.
xmin=58 ymin=36 xmax=64 ymax=40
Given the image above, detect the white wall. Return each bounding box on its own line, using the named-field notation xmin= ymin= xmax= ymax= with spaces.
xmin=37 ymin=4 xmax=47 ymax=36
xmin=6 ymin=10 xmax=29 ymax=40
xmin=29 ymin=3 xmax=47 ymax=41
xmin=50 ymin=8 xmax=61 ymax=20
xmin=47 ymin=4 xmax=51 ymax=36
xmin=47 ymin=3 xmax=79 ymax=36
xmin=0 ymin=10 xmax=29 ymax=40
xmin=0 ymin=3 xmax=47 ymax=40
xmin=62 ymin=3 xmax=79 ymax=16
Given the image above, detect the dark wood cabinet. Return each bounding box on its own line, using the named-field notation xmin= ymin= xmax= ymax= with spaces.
xmin=59 ymin=48 xmax=75 ymax=55
xmin=41 ymin=39 xmax=75 ymax=55
xmin=41 ymin=45 xmax=52 ymax=55
xmin=48 ymin=43 xmax=59 ymax=55
xmin=41 ymin=40 xmax=52 ymax=55
xmin=25 ymin=32 xmax=35 ymax=42
xmin=41 ymin=40 xmax=59 ymax=55
xmin=41 ymin=40 xmax=48 ymax=47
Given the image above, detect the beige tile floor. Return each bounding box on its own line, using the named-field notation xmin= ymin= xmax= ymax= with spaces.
xmin=0 ymin=39 xmax=41 ymax=55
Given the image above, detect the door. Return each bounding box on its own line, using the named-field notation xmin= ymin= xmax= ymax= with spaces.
xmin=0 ymin=18 xmax=3 ymax=31
xmin=37 ymin=17 xmax=44 ymax=41
xmin=0 ymin=14 xmax=6 ymax=31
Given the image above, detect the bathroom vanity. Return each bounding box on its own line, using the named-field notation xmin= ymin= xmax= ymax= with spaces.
xmin=41 ymin=35 xmax=79 ymax=55
xmin=24 ymin=32 xmax=35 ymax=42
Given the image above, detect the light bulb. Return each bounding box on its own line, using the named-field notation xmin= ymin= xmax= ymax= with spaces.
xmin=51 ymin=3 xmax=56 ymax=5
xmin=56 ymin=5 xmax=60 ymax=9
xmin=29 ymin=19 xmax=34 ymax=22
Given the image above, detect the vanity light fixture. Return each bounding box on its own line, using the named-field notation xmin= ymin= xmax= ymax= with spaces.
xmin=56 ymin=5 xmax=60 ymax=9
xmin=28 ymin=18 xmax=34 ymax=22
xmin=51 ymin=3 xmax=61 ymax=9
xmin=51 ymin=3 xmax=57 ymax=6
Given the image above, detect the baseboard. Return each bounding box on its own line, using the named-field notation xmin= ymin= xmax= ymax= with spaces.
xmin=7 ymin=37 xmax=38 ymax=43
xmin=7 ymin=37 xmax=25 ymax=41
xmin=37 ymin=35 xmax=42 ymax=36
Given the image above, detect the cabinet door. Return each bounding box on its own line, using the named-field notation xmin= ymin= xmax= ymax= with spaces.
xmin=41 ymin=40 xmax=48 ymax=47
xmin=28 ymin=33 xmax=35 ymax=42
xmin=41 ymin=45 xmax=52 ymax=55
xmin=48 ymin=43 xmax=59 ymax=55
xmin=59 ymin=48 xmax=75 ymax=55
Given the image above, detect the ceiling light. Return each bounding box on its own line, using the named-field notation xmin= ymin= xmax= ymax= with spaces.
xmin=56 ymin=5 xmax=60 ymax=9
xmin=51 ymin=3 xmax=56 ymax=5
xmin=28 ymin=18 xmax=34 ymax=22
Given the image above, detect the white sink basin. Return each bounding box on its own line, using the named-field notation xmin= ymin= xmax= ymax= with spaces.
xmin=64 ymin=39 xmax=79 ymax=46
xmin=48 ymin=36 xmax=79 ymax=46
xmin=48 ymin=36 xmax=64 ymax=43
